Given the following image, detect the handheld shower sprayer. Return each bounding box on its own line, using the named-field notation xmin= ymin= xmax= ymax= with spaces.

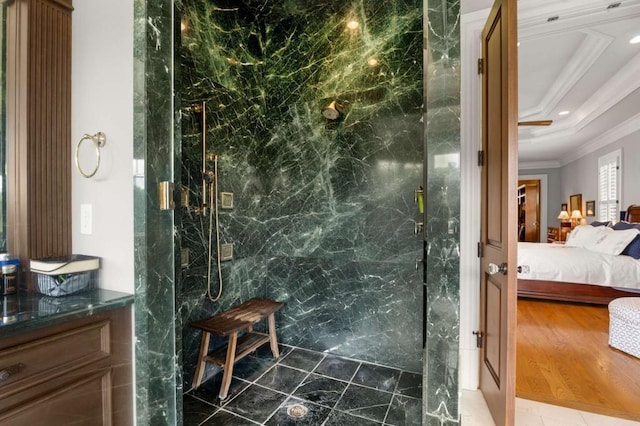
xmin=200 ymin=101 xmax=209 ymax=215
xmin=191 ymin=100 xmax=224 ymax=303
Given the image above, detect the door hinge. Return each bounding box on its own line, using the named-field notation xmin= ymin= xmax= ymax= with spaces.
xmin=477 ymin=242 xmax=483 ymax=258
xmin=473 ymin=331 xmax=484 ymax=348
xmin=478 ymin=150 xmax=484 ymax=167
xmin=477 ymin=58 xmax=484 ymax=75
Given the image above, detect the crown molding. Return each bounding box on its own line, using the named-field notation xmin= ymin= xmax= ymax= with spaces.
xmin=518 ymin=160 xmax=562 ymax=170
xmin=463 ymin=0 xmax=640 ymax=24
xmin=560 ymin=112 xmax=640 ymax=166
xmin=518 ymin=30 xmax=612 ymax=119
xmin=530 ymin=51 xmax=640 ymax=140
xmin=462 ymin=0 xmax=640 ymax=168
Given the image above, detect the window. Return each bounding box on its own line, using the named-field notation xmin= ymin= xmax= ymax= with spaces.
xmin=598 ymin=150 xmax=621 ymax=222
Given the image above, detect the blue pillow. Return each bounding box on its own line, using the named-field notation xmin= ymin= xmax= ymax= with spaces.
xmin=591 ymin=220 xmax=611 ymax=227
xmin=613 ymin=221 xmax=640 ymax=231
xmin=622 ymin=235 xmax=640 ymax=259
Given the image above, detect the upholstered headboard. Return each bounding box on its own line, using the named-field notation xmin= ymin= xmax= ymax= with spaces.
xmin=625 ymin=205 xmax=640 ymax=223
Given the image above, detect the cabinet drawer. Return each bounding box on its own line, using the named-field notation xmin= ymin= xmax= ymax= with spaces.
xmin=0 ymin=369 xmax=112 ymax=426
xmin=0 ymin=320 xmax=110 ymax=396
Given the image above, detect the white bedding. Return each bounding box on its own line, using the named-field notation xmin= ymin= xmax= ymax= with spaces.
xmin=517 ymin=242 xmax=640 ymax=291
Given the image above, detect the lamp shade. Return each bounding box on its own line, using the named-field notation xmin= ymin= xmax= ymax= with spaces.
xmin=557 ymin=210 xmax=570 ymax=220
xmin=571 ymin=210 xmax=583 ymax=219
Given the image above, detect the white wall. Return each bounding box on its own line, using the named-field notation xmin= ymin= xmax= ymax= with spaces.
xmin=459 ymin=9 xmax=485 ymax=391
xmin=71 ymin=1 xmax=134 ymax=293
xmin=561 ymin=129 xmax=640 ymax=222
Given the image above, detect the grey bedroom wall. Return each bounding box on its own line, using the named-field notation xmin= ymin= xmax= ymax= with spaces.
xmin=560 ymin=129 xmax=640 ymax=222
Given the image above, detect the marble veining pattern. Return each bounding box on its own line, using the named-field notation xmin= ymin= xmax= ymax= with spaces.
xmin=423 ymin=0 xmax=461 ymax=424
xmin=134 ymin=0 xmax=180 ymax=424
xmin=183 ymin=343 xmax=422 ymax=425
xmin=177 ymin=0 xmax=425 ymax=394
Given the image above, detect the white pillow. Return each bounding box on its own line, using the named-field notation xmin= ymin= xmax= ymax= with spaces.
xmin=565 ymin=225 xmax=606 ymax=248
xmin=585 ymin=227 xmax=640 ymax=255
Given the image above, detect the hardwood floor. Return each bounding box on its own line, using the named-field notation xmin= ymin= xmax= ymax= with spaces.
xmin=517 ymin=298 xmax=640 ymax=422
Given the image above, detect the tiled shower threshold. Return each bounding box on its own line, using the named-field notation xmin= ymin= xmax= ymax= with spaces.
xmin=183 ymin=344 xmax=422 ymax=425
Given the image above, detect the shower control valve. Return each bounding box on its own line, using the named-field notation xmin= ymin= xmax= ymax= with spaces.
xmin=203 ymin=170 xmax=216 ymax=184
xmin=414 ymin=221 xmax=424 ymax=235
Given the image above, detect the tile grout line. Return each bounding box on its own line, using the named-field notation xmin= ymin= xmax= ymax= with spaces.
xmin=217 ymin=344 xmax=294 ymax=414
xmin=381 ymin=369 xmax=405 ymax=425
xmin=260 ymin=348 xmax=328 ymax=425
xmin=189 ymin=344 xmax=421 ymax=425
xmin=321 ymin=358 xmax=372 ymax=426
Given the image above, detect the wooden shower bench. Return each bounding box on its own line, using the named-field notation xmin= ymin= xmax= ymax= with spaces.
xmin=191 ymin=298 xmax=283 ymax=400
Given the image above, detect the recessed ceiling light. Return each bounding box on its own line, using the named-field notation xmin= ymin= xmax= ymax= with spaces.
xmin=558 ymin=110 xmax=570 ymax=116
xmin=630 ymin=35 xmax=640 ymax=44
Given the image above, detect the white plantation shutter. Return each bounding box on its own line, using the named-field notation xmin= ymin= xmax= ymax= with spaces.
xmin=598 ymin=150 xmax=621 ymax=222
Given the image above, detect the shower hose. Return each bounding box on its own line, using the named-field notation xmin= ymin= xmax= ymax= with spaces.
xmin=206 ymin=154 xmax=223 ymax=302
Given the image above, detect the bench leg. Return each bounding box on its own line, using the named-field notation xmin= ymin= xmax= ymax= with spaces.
xmin=219 ymin=332 xmax=238 ymax=400
xmin=267 ymin=313 xmax=280 ymax=360
xmin=192 ymin=331 xmax=210 ymax=390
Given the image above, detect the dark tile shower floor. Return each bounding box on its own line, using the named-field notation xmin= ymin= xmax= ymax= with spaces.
xmin=183 ymin=345 xmax=422 ymax=425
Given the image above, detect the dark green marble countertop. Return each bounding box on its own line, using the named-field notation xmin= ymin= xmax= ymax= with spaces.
xmin=0 ymin=289 xmax=134 ymax=338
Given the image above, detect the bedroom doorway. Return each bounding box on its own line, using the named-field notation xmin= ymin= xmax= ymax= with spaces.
xmin=512 ymin=1 xmax=640 ymax=421
xmin=461 ymin=0 xmax=640 ymax=424
xmin=517 ymin=179 xmax=540 ymax=242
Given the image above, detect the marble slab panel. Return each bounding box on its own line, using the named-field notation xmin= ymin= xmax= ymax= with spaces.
xmin=177 ymin=0 xmax=425 ymax=388
xmin=423 ymin=0 xmax=462 ymax=424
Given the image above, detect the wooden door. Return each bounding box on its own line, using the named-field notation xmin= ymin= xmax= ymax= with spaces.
xmin=479 ymin=0 xmax=518 ymax=425
xmin=518 ymin=179 xmax=540 ymax=242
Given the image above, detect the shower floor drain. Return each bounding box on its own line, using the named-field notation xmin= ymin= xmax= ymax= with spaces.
xmin=287 ymin=404 xmax=308 ymax=418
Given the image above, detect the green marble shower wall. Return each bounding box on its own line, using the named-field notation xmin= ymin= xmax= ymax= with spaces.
xmin=423 ymin=0 xmax=461 ymax=424
xmin=177 ymin=0 xmax=426 ymax=387
xmin=132 ymin=0 xmax=462 ymax=424
xmin=133 ymin=0 xmax=181 ymax=424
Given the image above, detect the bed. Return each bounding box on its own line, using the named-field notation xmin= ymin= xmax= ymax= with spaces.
xmin=517 ymin=205 xmax=640 ymax=304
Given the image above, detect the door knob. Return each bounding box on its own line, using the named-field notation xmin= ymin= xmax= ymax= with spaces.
xmin=487 ymin=262 xmax=507 ymax=275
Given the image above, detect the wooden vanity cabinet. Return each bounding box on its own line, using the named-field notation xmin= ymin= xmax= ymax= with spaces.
xmin=0 ymin=307 xmax=133 ymax=425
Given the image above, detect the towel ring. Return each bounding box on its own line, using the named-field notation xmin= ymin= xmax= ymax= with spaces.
xmin=75 ymin=132 xmax=106 ymax=178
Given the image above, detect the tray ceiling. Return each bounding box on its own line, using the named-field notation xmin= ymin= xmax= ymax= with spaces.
xmin=462 ymin=0 xmax=640 ymax=168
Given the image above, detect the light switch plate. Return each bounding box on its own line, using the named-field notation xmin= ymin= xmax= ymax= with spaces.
xmin=80 ymin=204 xmax=92 ymax=235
